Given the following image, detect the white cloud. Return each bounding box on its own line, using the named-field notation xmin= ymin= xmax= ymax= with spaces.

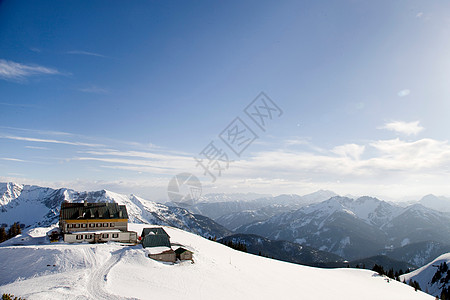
xmin=332 ymin=144 xmax=365 ymax=160
xmin=0 ymin=157 xmax=26 ymax=162
xmin=379 ymin=120 xmax=424 ymax=135
xmin=4 ymin=125 xmax=450 ymax=201
xmin=397 ymin=89 xmax=411 ymax=97
xmin=0 ymin=59 xmax=61 ymax=81
xmin=0 ymin=135 xmax=103 ymax=147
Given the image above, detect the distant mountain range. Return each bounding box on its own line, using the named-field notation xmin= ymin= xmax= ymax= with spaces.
xmin=178 ymin=190 xmax=338 ymax=229
xmin=237 ymin=196 xmax=450 ymax=264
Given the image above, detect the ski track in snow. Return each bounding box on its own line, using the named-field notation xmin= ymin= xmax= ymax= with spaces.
xmin=84 ymin=247 xmax=134 ymax=300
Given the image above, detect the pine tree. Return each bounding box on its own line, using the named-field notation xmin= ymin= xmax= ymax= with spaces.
xmin=2 ymin=293 xmax=25 ymax=300
xmin=0 ymin=228 xmax=7 ymax=243
xmin=7 ymin=223 xmax=21 ymax=239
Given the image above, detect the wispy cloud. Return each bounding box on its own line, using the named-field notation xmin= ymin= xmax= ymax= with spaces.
xmin=0 ymin=126 xmax=74 ymax=137
xmin=74 ymin=149 xmax=194 ymax=175
xmin=25 ymin=146 xmax=49 ymax=150
xmin=0 ymin=59 xmax=61 ymax=81
xmin=0 ymin=157 xmax=26 ymax=162
xmin=5 ymin=135 xmax=450 ymax=201
xmin=379 ymin=120 xmax=424 ymax=135
xmin=0 ymin=135 xmax=103 ymax=147
xmin=67 ymin=50 xmax=106 ymax=58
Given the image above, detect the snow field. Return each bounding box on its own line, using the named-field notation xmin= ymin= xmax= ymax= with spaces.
xmin=0 ymin=224 xmax=433 ymax=300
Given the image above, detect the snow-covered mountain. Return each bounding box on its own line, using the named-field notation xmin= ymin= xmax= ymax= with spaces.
xmin=0 ymin=224 xmax=433 ymax=300
xmin=401 ymin=252 xmax=450 ymax=298
xmin=385 ymin=241 xmax=450 ymax=267
xmin=181 ymin=190 xmax=338 ymax=229
xmin=419 ymin=194 xmax=450 ymax=212
xmin=237 ymin=196 xmax=450 ymax=262
xmin=0 ymin=182 xmax=230 ymax=238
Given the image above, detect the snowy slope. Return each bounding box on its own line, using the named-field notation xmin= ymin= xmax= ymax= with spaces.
xmin=401 ymin=253 xmax=450 ymax=298
xmin=0 ymin=224 xmax=433 ymax=300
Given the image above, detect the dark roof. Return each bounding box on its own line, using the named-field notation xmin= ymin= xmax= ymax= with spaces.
xmin=141 ymin=227 xmax=170 ymax=238
xmin=174 ymin=247 xmax=192 ymax=254
xmin=142 ymin=234 xmax=171 ymax=248
xmin=60 ymin=202 xmax=128 ymax=220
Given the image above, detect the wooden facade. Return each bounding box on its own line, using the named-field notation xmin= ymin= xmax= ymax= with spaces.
xmin=148 ymin=249 xmax=176 ymax=263
xmin=175 ymin=247 xmax=193 ymax=261
xmin=59 ymin=201 xmax=137 ymax=244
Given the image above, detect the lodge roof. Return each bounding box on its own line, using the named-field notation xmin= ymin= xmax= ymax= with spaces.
xmin=60 ymin=202 xmax=128 ymax=220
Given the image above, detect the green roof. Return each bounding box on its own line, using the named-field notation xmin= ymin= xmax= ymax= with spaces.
xmin=142 ymin=234 xmax=171 ymax=248
xmin=60 ymin=202 xmax=128 ymax=220
xmin=141 ymin=227 xmax=171 ymax=248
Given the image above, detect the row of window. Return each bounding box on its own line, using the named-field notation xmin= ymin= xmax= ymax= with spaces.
xmin=75 ymin=233 xmax=119 ymax=240
xmin=68 ymin=222 xmax=115 ymax=229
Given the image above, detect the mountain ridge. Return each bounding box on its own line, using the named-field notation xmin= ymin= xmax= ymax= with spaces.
xmin=0 ymin=182 xmax=231 ymax=239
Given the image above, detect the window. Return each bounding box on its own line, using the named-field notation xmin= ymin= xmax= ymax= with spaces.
xmin=75 ymin=224 xmax=80 ymax=228
xmin=110 ymin=223 xmax=114 ymax=227
xmin=68 ymin=224 xmax=73 ymax=228
xmin=85 ymin=234 xmax=93 ymax=239
xmin=102 ymin=233 xmax=109 ymax=238
xmin=89 ymin=223 xmax=95 ymax=228
xmin=112 ymin=233 xmax=119 ymax=238
xmin=103 ymin=223 xmax=108 ymax=227
xmin=81 ymin=224 xmax=87 ymax=228
xmin=76 ymin=235 xmax=83 ymax=240
xmin=96 ymin=223 xmax=102 ymax=228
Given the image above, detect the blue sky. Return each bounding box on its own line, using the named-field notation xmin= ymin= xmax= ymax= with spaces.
xmin=1 ymin=0 xmax=450 ymax=201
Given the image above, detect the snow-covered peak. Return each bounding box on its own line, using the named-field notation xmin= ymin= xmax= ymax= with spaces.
xmin=0 ymin=182 xmax=24 ymax=206
xmin=0 ymin=182 xmax=230 ymax=238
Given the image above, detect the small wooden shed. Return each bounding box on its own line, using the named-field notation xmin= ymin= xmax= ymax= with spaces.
xmin=147 ymin=247 xmax=176 ymax=263
xmin=175 ymin=247 xmax=193 ymax=261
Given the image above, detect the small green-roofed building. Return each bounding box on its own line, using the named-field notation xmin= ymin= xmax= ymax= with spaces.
xmin=141 ymin=227 xmax=171 ymax=248
xmin=141 ymin=227 xmax=170 ymax=238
